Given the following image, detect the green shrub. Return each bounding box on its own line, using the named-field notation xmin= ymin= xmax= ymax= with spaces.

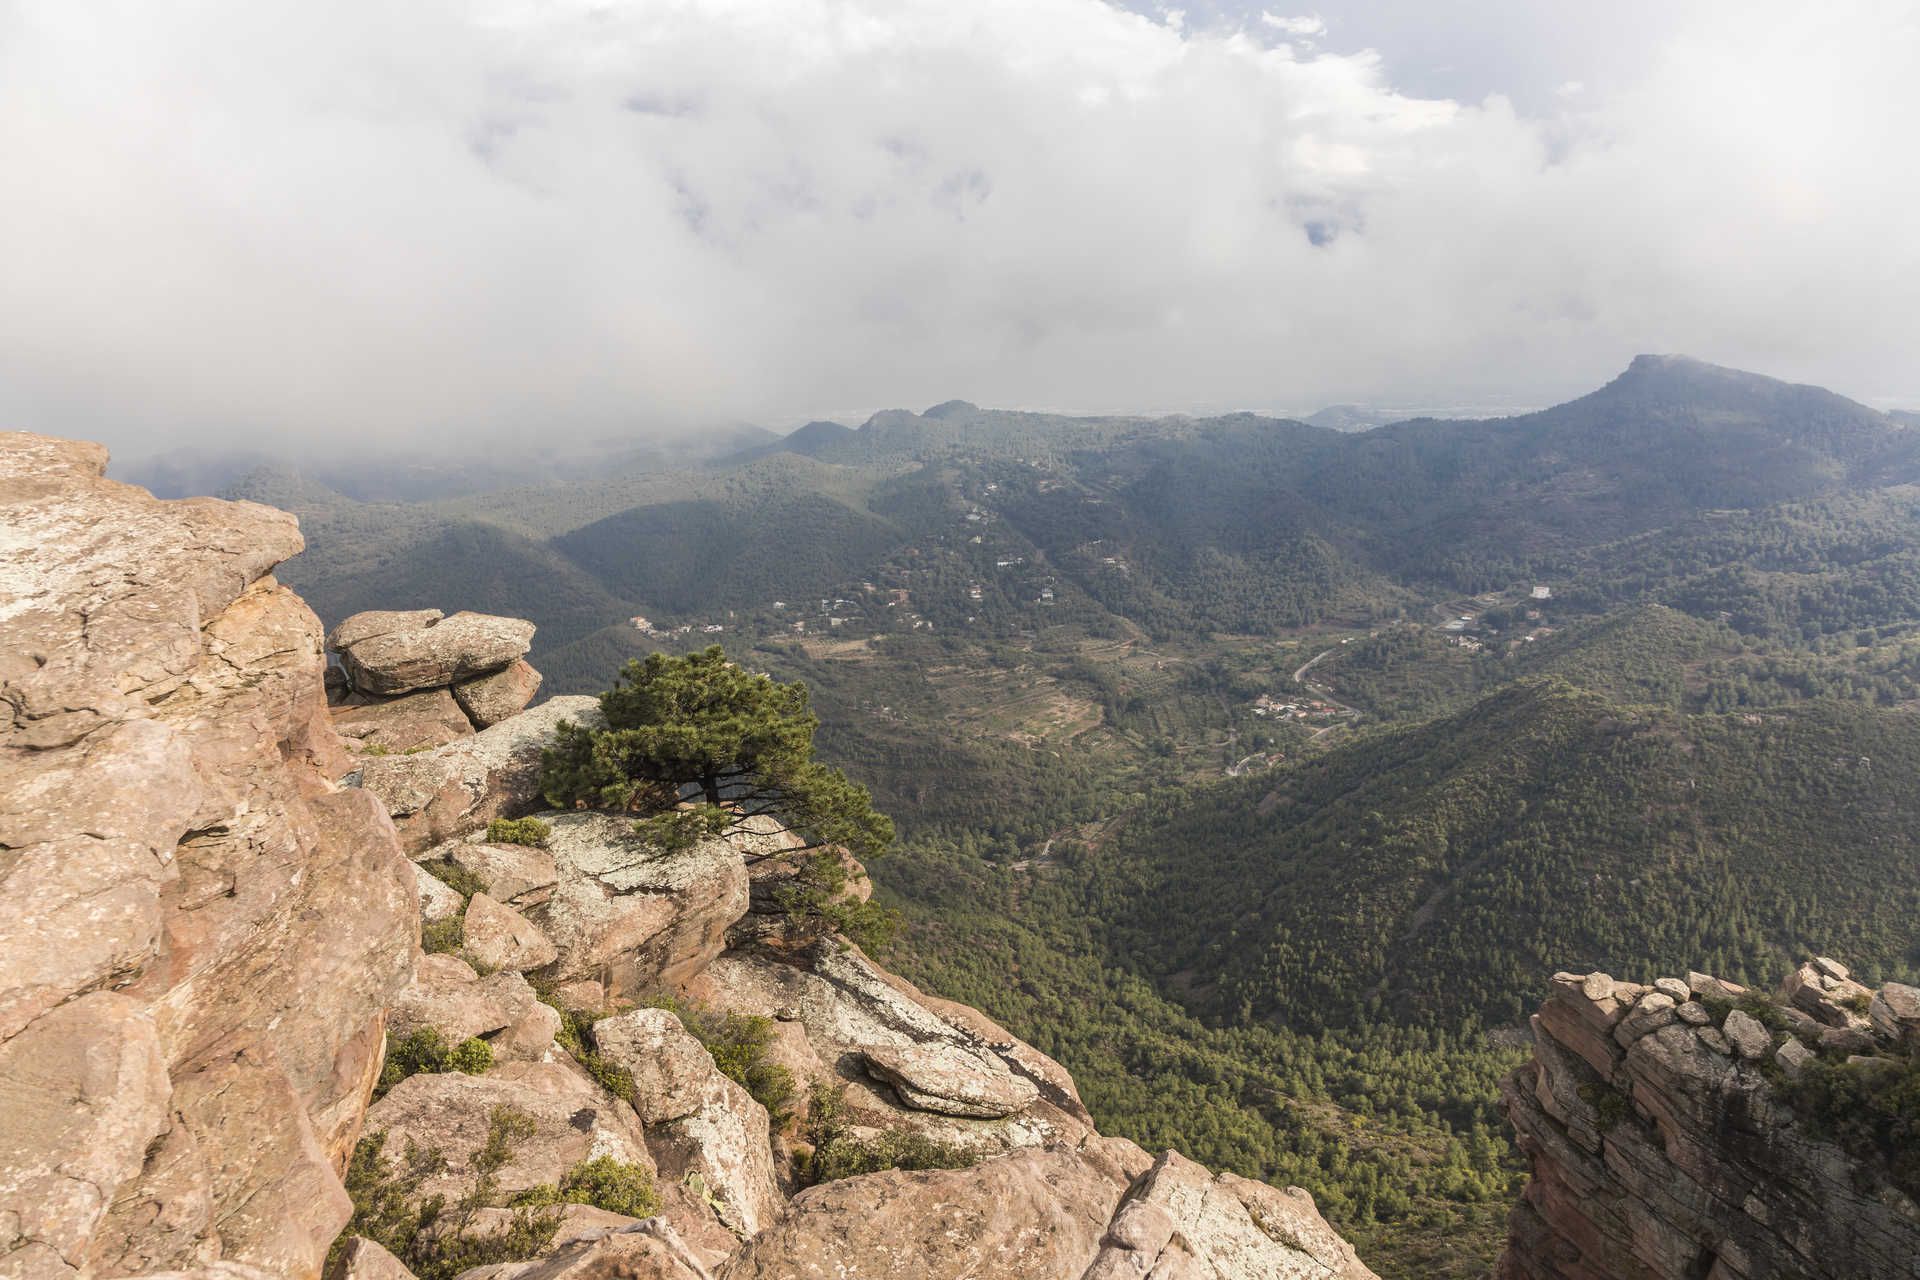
xmin=770 ymin=851 xmax=901 ymax=952
xmin=795 ymin=1084 xmax=979 ymax=1186
xmin=513 ymin=1156 xmax=661 ymax=1217
xmin=376 ymin=1028 xmax=495 ymax=1098
xmin=1577 ymin=1082 xmax=1630 ymax=1132
xmin=421 ymin=916 xmax=464 ymax=955
xmin=632 ymin=805 xmax=731 ymax=852
xmin=423 ymin=859 xmax=488 ymax=900
xmin=328 ymin=1107 xmax=561 ymax=1280
xmin=488 ymin=817 xmax=553 ymax=848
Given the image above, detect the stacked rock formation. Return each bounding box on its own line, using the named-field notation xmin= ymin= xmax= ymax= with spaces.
xmin=326 ymin=608 xmax=543 ymax=753
xmin=1 ymin=431 xmax=1378 ymax=1280
xmin=1498 ymin=958 xmax=1920 ymax=1280
xmin=0 ymin=434 xmax=416 ymax=1277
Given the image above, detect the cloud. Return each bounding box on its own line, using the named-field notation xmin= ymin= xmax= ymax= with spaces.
xmin=0 ymin=0 xmax=1916 ymax=457
xmin=1260 ymin=12 xmax=1326 ymax=39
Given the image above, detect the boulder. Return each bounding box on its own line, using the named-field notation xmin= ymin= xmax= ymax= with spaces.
xmin=862 ymin=1042 xmax=1039 ymax=1120
xmin=331 ymin=686 xmax=476 ymax=753
xmin=324 ymin=1236 xmax=417 ymax=1280
xmin=451 ymin=843 xmax=560 ymax=907
xmin=464 ymin=894 xmax=559 ymax=973
xmin=1721 ymin=1008 xmax=1772 ymax=1060
xmin=335 ymin=610 xmax=535 ymax=697
xmin=682 ymin=943 xmax=1074 ymax=1155
xmin=594 ymin=1008 xmax=784 ymax=1236
xmin=356 ymin=697 xmax=599 ymax=854
xmin=415 ymin=864 xmax=467 ymax=923
xmin=722 ymin=1145 xmax=1140 ymax=1280
xmin=388 ymin=955 xmax=559 ymax=1060
xmin=450 ymin=1219 xmax=714 ymax=1280
xmin=1868 ymin=982 xmax=1920 ymax=1045
xmin=362 ymin=1061 xmax=652 ymax=1209
xmin=529 ymin=812 xmax=749 ymax=1000
xmin=1083 ymin=1151 xmax=1379 ymax=1280
xmin=453 ymin=659 xmax=544 ymax=728
xmin=327 ymin=609 xmax=445 ymax=653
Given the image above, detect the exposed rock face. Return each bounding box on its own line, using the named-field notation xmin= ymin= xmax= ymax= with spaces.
xmin=0 ymin=434 xmax=415 ymax=1277
xmin=330 ymin=686 xmax=477 ymax=753
xmin=524 ymin=811 xmax=750 ymax=1001
xmin=1081 ymin=1151 xmax=1377 ymax=1280
xmin=332 ymin=610 xmax=535 ymax=697
xmin=1498 ymin=961 xmax=1920 ymax=1280
xmin=595 ymin=1009 xmax=784 ymax=1236
xmin=463 ymin=893 xmax=560 ymax=973
xmin=355 ymin=698 xmax=599 ymax=854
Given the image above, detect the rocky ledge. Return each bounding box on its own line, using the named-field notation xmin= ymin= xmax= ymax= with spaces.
xmin=1497 ymin=958 xmax=1920 ymax=1280
xmin=0 ymin=432 xmax=1376 ymax=1280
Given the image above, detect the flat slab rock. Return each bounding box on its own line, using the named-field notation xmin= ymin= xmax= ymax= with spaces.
xmin=333 ymin=609 xmax=535 ymax=697
xmin=863 ymin=1041 xmax=1039 ymax=1119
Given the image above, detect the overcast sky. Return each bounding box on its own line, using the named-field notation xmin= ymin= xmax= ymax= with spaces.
xmin=2 ymin=1 xmax=1916 ymax=458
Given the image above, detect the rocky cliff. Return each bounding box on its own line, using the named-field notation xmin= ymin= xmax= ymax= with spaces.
xmin=0 ymin=433 xmax=1377 ymax=1280
xmin=1498 ymin=960 xmax=1920 ymax=1280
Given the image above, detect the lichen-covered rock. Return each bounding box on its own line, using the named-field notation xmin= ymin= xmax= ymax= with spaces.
xmin=463 ymin=893 xmax=560 ymax=973
xmin=1498 ymin=961 xmax=1920 ymax=1280
xmin=862 ymin=1042 xmax=1039 ymax=1120
xmin=356 ymin=698 xmax=599 ymax=854
xmin=594 ymin=1008 xmax=784 ymax=1236
xmin=362 ymin=1061 xmax=652 ymax=1208
xmin=333 ymin=610 xmax=535 ymax=697
xmin=1082 ymin=1151 xmax=1378 ymax=1280
xmin=454 ymin=1219 xmax=714 ymax=1280
xmin=453 ymin=659 xmax=544 ymax=728
xmin=721 ymin=1145 xmax=1140 ymax=1280
xmin=326 ymin=609 xmax=445 ymax=653
xmin=528 ymin=812 xmax=749 ymax=1000
xmin=331 ymin=686 xmax=476 ymax=753
xmin=0 ymin=433 xmax=415 ymax=1278
xmin=682 ymin=942 xmax=1076 ymax=1157
xmin=450 ymin=843 xmax=559 ymax=907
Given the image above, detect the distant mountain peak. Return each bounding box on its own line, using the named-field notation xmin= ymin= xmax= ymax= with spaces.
xmin=922 ymin=399 xmax=980 ymax=419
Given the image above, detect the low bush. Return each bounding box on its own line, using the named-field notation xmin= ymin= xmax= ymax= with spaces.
xmin=487 ymin=817 xmax=553 ymax=847
xmin=795 ymin=1084 xmax=979 ymax=1186
xmin=376 ymin=1027 xmax=494 ymax=1098
xmin=648 ymin=996 xmax=797 ymax=1122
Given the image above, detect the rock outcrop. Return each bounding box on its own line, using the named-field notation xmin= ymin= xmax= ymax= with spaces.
xmin=0 ymin=434 xmax=416 ymax=1277
xmin=1498 ymin=959 xmax=1920 ymax=1280
xmin=4 ymin=432 xmax=1374 ymax=1280
xmin=325 ymin=609 xmax=542 ymax=753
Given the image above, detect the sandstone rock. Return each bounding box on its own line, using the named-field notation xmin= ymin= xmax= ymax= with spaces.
xmin=1720 ymin=1008 xmax=1772 ymax=1059
xmin=1652 ymin=978 xmax=1691 ymax=1004
xmin=324 ymin=1236 xmax=417 ymax=1280
xmin=363 ymin=1061 xmax=652 ymax=1209
xmin=356 ymin=697 xmax=598 ymax=854
xmin=1083 ymin=1151 xmax=1379 ymax=1280
xmin=1613 ymin=992 xmax=1677 ymax=1048
xmin=1817 ymin=1025 xmax=1876 ymax=1056
xmin=594 ymin=1008 xmax=784 ymax=1236
xmin=1579 ymin=973 xmax=1616 ymax=1001
xmin=530 ymin=811 xmax=749 ymax=1000
xmin=551 ymin=981 xmax=607 ymax=1015
xmin=388 ymin=955 xmax=559 ymax=1061
xmin=336 ymin=610 xmax=535 ymax=697
xmin=1781 ymin=961 xmax=1874 ymax=1029
xmin=327 ymin=609 xmax=445 ymax=653
xmin=1675 ymin=1001 xmax=1710 ymax=1026
xmin=862 ymin=1042 xmax=1040 ymax=1120
xmin=1500 ymin=956 xmax=1920 ymax=1280
xmin=1686 ymin=971 xmax=1745 ymax=1002
xmin=1868 ymin=982 xmax=1920 ymax=1045
xmin=1773 ymin=1037 xmax=1815 ymax=1078
xmin=464 ymin=893 xmax=559 ymax=973
xmin=453 ymin=1219 xmax=714 ymax=1280
xmin=331 ymin=686 xmax=476 ymax=753
xmin=1811 ymin=956 xmax=1850 ymax=981
xmin=0 ymin=434 xmax=415 ymax=1276
xmin=451 ymin=843 xmax=560 ymax=907
xmin=722 ymin=1145 xmax=1137 ymax=1280
xmin=453 ymin=659 xmax=544 ymax=728
xmin=416 ymin=864 xmax=467 ymax=923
